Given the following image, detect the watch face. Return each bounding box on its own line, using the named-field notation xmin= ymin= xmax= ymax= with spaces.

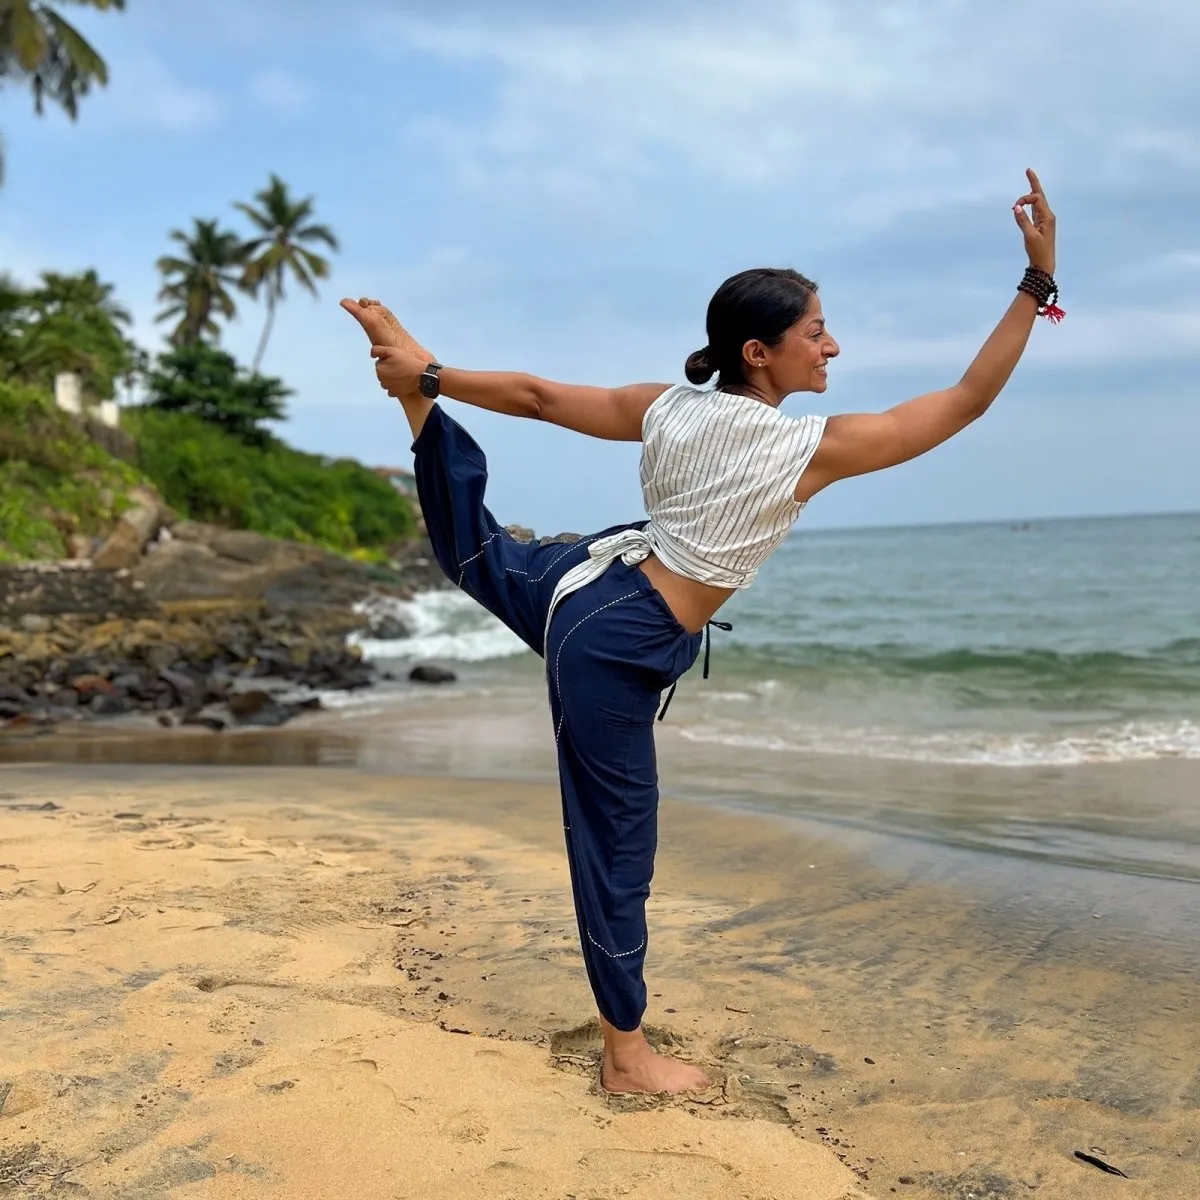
xmin=419 ymin=369 xmax=440 ymax=399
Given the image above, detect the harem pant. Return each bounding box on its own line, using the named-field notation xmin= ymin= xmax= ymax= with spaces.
xmin=412 ymin=405 xmax=702 ymax=1031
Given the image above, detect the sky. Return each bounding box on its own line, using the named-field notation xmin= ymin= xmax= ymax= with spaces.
xmin=1 ymin=0 xmax=1198 ymax=534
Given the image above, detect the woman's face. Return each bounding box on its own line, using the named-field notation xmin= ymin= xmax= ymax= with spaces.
xmin=748 ymin=296 xmax=840 ymax=396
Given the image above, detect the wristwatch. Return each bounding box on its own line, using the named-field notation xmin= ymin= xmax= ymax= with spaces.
xmin=418 ymin=361 xmax=444 ymax=399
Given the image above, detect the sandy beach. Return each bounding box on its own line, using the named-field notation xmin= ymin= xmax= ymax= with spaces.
xmin=2 ymin=757 xmax=1197 ymax=1198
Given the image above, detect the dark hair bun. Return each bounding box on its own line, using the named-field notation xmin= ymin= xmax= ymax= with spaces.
xmin=684 ymin=347 xmax=715 ymax=385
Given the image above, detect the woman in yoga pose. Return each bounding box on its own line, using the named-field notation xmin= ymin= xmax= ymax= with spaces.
xmin=342 ymin=169 xmax=1058 ymax=1096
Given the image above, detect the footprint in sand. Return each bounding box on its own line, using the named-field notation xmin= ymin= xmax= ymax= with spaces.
xmin=445 ymin=1108 xmax=491 ymax=1144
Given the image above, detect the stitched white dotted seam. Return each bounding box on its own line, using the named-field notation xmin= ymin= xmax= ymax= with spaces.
xmin=507 ymin=533 xmax=602 ymax=583
xmin=551 ymin=589 xmax=639 ymax=745
xmin=456 ymin=532 xmax=501 ymax=587
xmin=586 ymin=926 xmax=646 ymax=959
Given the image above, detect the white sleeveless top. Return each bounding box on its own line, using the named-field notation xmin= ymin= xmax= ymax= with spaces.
xmin=545 ymin=383 xmax=825 ymax=647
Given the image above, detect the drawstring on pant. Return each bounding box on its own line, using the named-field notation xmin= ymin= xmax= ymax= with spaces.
xmin=656 ymin=619 xmax=733 ymax=722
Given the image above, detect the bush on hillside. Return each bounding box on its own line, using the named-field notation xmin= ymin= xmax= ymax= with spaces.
xmin=125 ymin=407 xmax=415 ymax=556
xmin=144 ymin=344 xmax=289 ymax=447
xmin=0 ymin=380 xmax=143 ymax=562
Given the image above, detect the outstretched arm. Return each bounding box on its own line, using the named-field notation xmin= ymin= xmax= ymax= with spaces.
xmin=403 ymin=366 xmax=668 ymax=442
xmin=795 ymin=169 xmax=1057 ymax=502
xmin=342 ymin=297 xmax=666 ymax=442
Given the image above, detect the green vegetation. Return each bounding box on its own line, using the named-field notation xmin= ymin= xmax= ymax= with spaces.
xmin=144 ymin=343 xmax=290 ymax=447
xmin=0 ymin=377 xmax=141 ymax=562
xmin=126 ymin=407 xmax=414 ymax=555
xmin=0 ymin=54 xmax=405 ymax=565
xmin=0 ymin=268 xmax=138 ymax=401
xmin=0 ymin=0 xmax=126 ymax=184
xmin=1 ymin=369 xmax=415 ymax=562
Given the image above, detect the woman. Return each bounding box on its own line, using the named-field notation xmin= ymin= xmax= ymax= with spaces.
xmin=342 ymin=169 xmax=1059 ymax=1096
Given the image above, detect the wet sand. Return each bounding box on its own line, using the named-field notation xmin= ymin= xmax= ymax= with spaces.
xmin=2 ymin=760 xmax=1197 ymax=1198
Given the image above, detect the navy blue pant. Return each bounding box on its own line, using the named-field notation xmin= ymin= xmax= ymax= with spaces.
xmin=413 ymin=406 xmax=702 ymax=1031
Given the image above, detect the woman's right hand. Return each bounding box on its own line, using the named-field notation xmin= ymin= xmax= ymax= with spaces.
xmin=370 ymin=344 xmax=429 ymax=399
xmin=1013 ymin=168 xmax=1056 ymax=275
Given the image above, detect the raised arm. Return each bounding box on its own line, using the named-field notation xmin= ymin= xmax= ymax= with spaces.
xmin=795 ymin=170 xmax=1058 ymax=502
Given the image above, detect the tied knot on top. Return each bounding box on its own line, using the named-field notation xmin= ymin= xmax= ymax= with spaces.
xmin=588 ymin=528 xmax=654 ymax=568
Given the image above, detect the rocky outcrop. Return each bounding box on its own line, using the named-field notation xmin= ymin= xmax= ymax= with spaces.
xmin=0 ymin=563 xmax=157 ymax=620
xmin=92 ymin=487 xmax=170 ymax=570
xmin=0 ymin=522 xmax=461 ymax=733
xmin=132 ymin=523 xmax=448 ymax=612
xmin=0 ymin=512 xmax=592 ymax=734
xmin=0 ymin=605 xmax=375 ymax=730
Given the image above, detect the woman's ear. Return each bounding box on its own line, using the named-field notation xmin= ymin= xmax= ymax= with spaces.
xmin=742 ymin=339 xmax=769 ymax=371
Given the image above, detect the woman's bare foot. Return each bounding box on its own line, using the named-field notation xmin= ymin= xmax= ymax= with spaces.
xmin=339 ymin=297 xmax=436 ymax=438
xmin=340 ymin=297 xmax=433 ymax=358
xmin=597 ymin=1016 xmax=710 ymax=1095
xmin=601 ymin=1041 xmax=711 ymax=1095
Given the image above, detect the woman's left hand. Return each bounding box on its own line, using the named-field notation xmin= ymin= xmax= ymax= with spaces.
xmin=371 ymin=344 xmax=429 ymax=398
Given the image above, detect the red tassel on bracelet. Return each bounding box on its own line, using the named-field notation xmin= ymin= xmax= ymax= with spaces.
xmin=1019 ymin=267 xmax=1065 ymax=323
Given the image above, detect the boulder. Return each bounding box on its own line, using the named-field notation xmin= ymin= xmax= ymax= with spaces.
xmin=132 ymin=524 xmax=387 ymax=629
xmin=89 ymin=692 xmax=127 ymax=716
xmin=367 ymin=615 xmax=410 ymax=641
xmin=227 ymin=689 xmax=302 ymax=728
xmin=92 ymin=487 xmax=168 ymax=570
xmin=409 ymin=664 xmax=457 ymax=685
xmin=182 ymin=712 xmax=227 ymax=732
xmin=227 ymin=689 xmax=321 ymax=728
xmin=69 ymin=674 xmax=115 ymax=697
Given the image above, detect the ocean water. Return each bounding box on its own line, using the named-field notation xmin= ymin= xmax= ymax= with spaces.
xmin=353 ymin=511 xmax=1200 ymax=768
xmin=9 ymin=511 xmax=1195 ymax=908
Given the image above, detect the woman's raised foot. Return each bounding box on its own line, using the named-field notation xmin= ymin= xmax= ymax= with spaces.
xmin=340 ymin=297 xmax=433 ymax=358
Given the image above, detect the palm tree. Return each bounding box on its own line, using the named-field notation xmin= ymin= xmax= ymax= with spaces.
xmin=155 ymin=219 xmax=247 ymax=348
xmin=236 ymin=174 xmax=339 ymax=374
xmin=30 ymin=267 xmax=130 ymax=325
xmin=0 ymin=0 xmax=126 ymax=183
xmin=11 ymin=268 xmax=135 ymax=400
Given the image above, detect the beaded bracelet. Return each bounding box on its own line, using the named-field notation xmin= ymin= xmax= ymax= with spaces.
xmin=1017 ymin=266 xmax=1066 ymax=323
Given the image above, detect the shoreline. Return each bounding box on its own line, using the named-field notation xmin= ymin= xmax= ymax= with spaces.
xmin=2 ymin=762 xmax=1197 ymax=1197
xmin=4 ymin=716 xmax=1199 ymax=947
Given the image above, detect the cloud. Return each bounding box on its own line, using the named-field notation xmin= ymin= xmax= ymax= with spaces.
xmin=250 ymin=69 xmax=314 ymax=115
xmin=834 ymin=304 xmax=1200 ymax=375
xmin=374 ymin=0 xmax=1199 ymax=239
xmin=88 ymin=52 xmax=221 ymax=132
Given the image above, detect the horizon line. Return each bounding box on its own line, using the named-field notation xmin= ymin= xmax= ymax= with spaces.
xmin=795 ymin=507 xmax=1200 ymax=537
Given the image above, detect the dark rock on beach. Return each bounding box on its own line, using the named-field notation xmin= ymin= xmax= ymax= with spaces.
xmin=409 ymin=664 xmax=457 ymax=685
xmin=227 ymin=689 xmax=321 ymax=728
xmin=366 ymin=614 xmax=410 ymax=641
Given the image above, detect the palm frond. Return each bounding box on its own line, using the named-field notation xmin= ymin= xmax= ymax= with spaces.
xmin=297 ymin=221 xmax=339 ymax=251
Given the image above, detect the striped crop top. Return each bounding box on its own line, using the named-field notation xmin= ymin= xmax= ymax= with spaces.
xmin=546 ymin=384 xmax=826 ymax=644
